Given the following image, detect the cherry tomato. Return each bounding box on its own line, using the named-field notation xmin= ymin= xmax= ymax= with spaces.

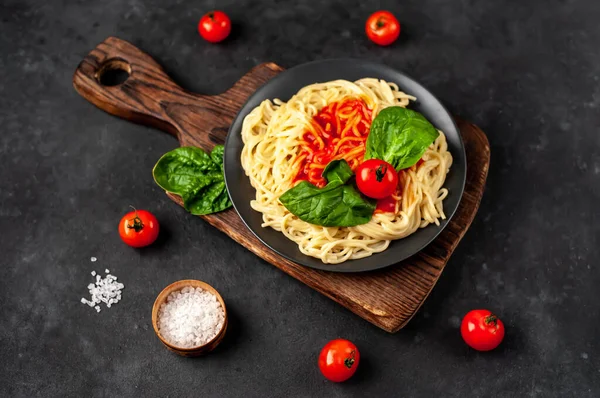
xmin=461 ymin=309 xmax=505 ymax=351
xmin=356 ymin=159 xmax=398 ymax=199
xmin=198 ymin=11 xmax=231 ymax=43
xmin=118 ymin=208 xmax=159 ymax=248
xmin=318 ymin=339 xmax=360 ymax=383
xmin=376 ymin=195 xmax=397 ymax=213
xmin=365 ymin=10 xmax=401 ymax=46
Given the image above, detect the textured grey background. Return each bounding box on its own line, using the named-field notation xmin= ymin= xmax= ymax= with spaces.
xmin=1 ymin=0 xmax=599 ymax=397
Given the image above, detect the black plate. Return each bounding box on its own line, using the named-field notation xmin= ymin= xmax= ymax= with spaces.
xmin=224 ymin=59 xmax=466 ymax=273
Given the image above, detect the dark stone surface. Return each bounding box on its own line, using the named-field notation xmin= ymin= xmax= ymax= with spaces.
xmin=1 ymin=0 xmax=599 ymax=396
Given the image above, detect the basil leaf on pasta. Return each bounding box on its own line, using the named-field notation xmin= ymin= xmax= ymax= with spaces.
xmin=322 ymin=159 xmax=354 ymax=186
xmin=365 ymin=106 xmax=439 ymax=170
xmin=279 ymin=160 xmax=375 ymax=227
xmin=153 ymin=145 xmax=232 ymax=215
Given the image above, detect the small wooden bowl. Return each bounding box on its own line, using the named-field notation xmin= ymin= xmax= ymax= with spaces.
xmin=151 ymin=279 xmax=228 ymax=357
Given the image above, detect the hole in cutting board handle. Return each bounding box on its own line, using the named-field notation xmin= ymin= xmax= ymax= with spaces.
xmin=95 ymin=58 xmax=131 ymax=86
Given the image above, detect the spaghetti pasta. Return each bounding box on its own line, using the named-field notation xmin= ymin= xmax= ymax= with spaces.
xmin=241 ymin=78 xmax=453 ymax=264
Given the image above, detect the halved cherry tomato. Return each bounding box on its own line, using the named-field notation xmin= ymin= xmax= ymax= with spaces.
xmin=318 ymin=339 xmax=360 ymax=383
xmin=461 ymin=309 xmax=505 ymax=351
xmin=118 ymin=208 xmax=159 ymax=248
xmin=365 ymin=10 xmax=401 ymax=46
xmin=376 ymin=195 xmax=397 ymax=213
xmin=356 ymin=159 xmax=398 ymax=199
xmin=198 ymin=11 xmax=231 ymax=43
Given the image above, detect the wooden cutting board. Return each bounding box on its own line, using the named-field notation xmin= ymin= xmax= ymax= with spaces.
xmin=73 ymin=37 xmax=490 ymax=333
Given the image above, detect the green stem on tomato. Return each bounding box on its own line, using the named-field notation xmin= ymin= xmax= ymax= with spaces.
xmin=375 ymin=164 xmax=387 ymax=182
xmin=127 ymin=206 xmax=144 ymax=232
xmin=484 ymin=314 xmax=498 ymax=327
xmin=344 ymin=350 xmax=356 ymax=368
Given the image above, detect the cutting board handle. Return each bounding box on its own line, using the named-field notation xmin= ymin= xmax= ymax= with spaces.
xmin=73 ymin=37 xmax=283 ymax=146
xmin=72 ymin=36 xmax=199 ymax=137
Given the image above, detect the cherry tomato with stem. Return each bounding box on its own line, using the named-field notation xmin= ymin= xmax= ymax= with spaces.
xmin=118 ymin=207 xmax=159 ymax=248
xmin=461 ymin=309 xmax=505 ymax=351
xmin=356 ymin=159 xmax=398 ymax=199
xmin=365 ymin=10 xmax=401 ymax=46
xmin=318 ymin=339 xmax=360 ymax=383
xmin=198 ymin=10 xmax=231 ymax=43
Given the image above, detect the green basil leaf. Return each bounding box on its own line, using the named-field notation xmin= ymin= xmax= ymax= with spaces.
xmin=153 ymin=146 xmax=231 ymax=215
xmin=322 ymin=159 xmax=354 ymax=186
xmin=365 ymin=106 xmax=439 ymax=170
xmin=153 ymin=147 xmax=220 ymax=193
xmin=183 ymin=174 xmax=231 ymax=215
xmin=210 ymin=145 xmax=225 ymax=171
xmin=279 ymin=160 xmax=375 ymax=227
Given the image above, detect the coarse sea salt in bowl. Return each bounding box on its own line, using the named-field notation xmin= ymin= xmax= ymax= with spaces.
xmin=151 ymin=279 xmax=228 ymax=357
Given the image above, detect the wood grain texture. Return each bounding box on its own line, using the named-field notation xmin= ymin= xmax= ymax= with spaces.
xmin=74 ymin=37 xmax=490 ymax=333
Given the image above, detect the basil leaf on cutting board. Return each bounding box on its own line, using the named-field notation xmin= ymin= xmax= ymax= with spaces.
xmin=365 ymin=106 xmax=439 ymax=170
xmin=209 ymin=145 xmax=225 ymax=170
xmin=152 ymin=145 xmax=232 ymax=215
xmin=279 ymin=160 xmax=376 ymax=227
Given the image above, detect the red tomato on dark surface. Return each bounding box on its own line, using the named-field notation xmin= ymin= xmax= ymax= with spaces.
xmin=118 ymin=209 xmax=159 ymax=248
xmin=365 ymin=10 xmax=401 ymax=46
xmin=318 ymin=339 xmax=360 ymax=383
xmin=356 ymin=159 xmax=398 ymax=199
xmin=461 ymin=309 xmax=505 ymax=351
xmin=198 ymin=11 xmax=231 ymax=43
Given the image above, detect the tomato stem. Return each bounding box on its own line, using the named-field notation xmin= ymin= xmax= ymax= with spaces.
xmin=344 ymin=350 xmax=356 ymax=369
xmin=484 ymin=314 xmax=498 ymax=327
xmin=375 ymin=164 xmax=387 ymax=182
xmin=127 ymin=206 xmax=144 ymax=233
xmin=208 ymin=12 xmax=214 ymax=20
xmin=376 ymin=18 xmax=386 ymax=29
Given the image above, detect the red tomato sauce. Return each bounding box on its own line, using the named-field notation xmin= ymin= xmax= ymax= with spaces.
xmin=294 ymin=99 xmax=372 ymax=188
